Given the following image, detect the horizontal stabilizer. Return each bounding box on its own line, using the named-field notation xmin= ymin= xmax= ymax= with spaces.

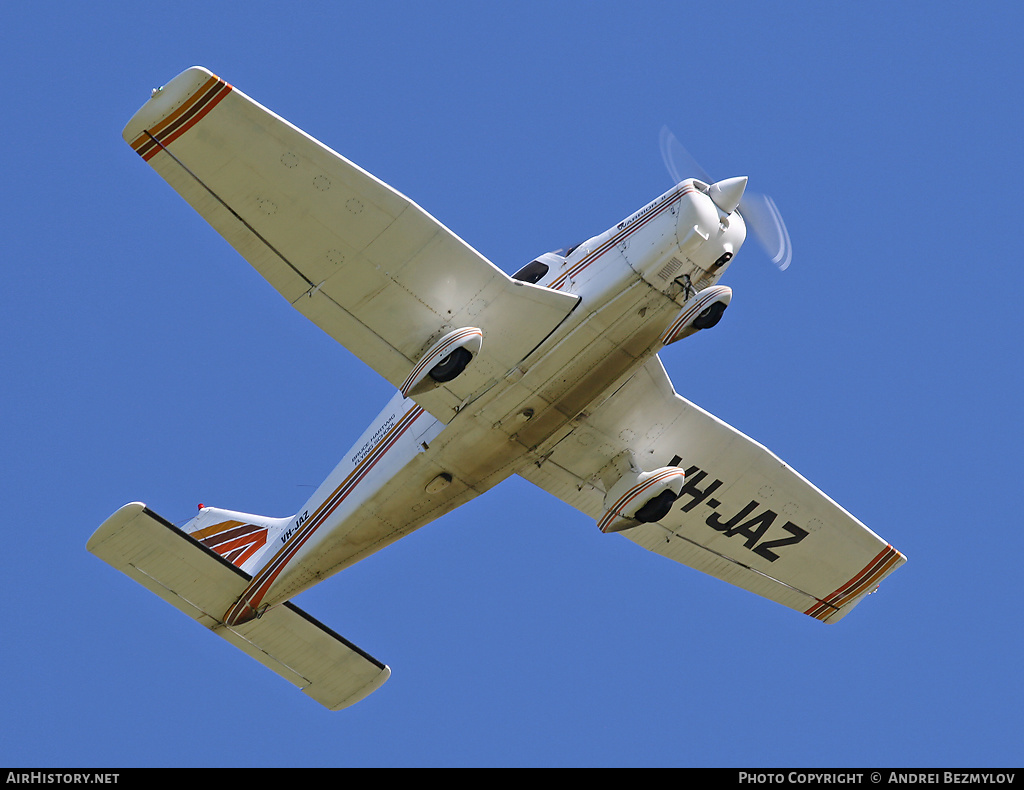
xmin=87 ymin=503 xmax=389 ymax=710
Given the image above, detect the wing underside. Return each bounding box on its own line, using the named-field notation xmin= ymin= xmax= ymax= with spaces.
xmin=518 ymin=356 xmax=905 ymax=622
xmin=123 ymin=67 xmax=579 ymax=422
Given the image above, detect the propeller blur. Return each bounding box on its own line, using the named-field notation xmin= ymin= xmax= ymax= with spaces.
xmin=659 ymin=126 xmax=792 ymax=270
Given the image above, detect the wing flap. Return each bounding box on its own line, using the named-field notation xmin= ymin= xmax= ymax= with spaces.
xmin=124 ymin=67 xmax=579 ymax=422
xmin=88 ymin=503 xmax=389 ymax=710
xmin=519 ymin=356 xmax=906 ymax=623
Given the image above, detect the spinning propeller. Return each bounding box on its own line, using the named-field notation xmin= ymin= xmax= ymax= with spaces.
xmin=659 ymin=127 xmax=792 ymax=271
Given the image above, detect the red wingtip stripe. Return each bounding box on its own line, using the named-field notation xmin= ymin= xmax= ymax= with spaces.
xmin=130 ymin=76 xmax=233 ymax=160
xmin=805 ymin=544 xmax=903 ymax=620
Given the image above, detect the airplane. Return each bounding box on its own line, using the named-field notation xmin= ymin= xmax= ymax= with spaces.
xmin=88 ymin=66 xmax=906 ymax=711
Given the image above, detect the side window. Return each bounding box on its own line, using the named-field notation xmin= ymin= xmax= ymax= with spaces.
xmin=511 ymin=260 xmax=550 ymax=284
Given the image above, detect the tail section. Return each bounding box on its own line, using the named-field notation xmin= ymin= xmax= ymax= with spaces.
xmin=87 ymin=503 xmax=390 ymax=710
xmin=180 ymin=506 xmax=291 ymax=575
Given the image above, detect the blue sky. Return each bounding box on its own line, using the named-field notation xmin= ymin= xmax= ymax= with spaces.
xmin=3 ymin=1 xmax=1022 ymax=768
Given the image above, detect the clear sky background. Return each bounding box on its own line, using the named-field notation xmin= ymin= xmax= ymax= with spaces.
xmin=3 ymin=1 xmax=1022 ymax=768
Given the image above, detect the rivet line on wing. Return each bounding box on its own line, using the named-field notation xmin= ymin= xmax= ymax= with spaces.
xmin=143 ymin=130 xmax=316 ymax=289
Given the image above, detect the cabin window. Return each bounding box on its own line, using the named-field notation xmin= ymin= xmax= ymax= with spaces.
xmin=511 ymin=260 xmax=549 ymax=284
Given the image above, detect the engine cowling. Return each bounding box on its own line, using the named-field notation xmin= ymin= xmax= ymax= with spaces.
xmin=597 ymin=462 xmax=686 ymax=534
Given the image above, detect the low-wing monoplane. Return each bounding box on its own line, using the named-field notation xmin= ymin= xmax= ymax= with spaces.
xmin=88 ymin=67 xmax=905 ymax=710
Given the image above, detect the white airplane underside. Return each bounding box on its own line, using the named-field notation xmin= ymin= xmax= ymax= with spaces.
xmin=88 ymin=67 xmax=905 ymax=711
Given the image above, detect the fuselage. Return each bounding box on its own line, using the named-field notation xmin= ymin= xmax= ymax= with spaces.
xmin=224 ymin=178 xmax=747 ymax=624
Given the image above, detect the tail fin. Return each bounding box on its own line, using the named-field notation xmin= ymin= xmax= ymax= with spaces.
xmin=180 ymin=506 xmax=290 ymax=574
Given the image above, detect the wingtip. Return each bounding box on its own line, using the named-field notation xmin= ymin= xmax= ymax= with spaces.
xmin=122 ymin=66 xmax=227 ymax=147
xmin=87 ymin=501 xmax=147 ymax=551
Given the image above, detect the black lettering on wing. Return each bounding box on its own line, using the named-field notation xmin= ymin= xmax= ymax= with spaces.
xmin=753 ymin=521 xmax=809 ymax=562
xmin=706 ymin=500 xmax=759 ymax=532
xmin=724 ymin=508 xmax=776 ymax=549
xmin=678 ymin=466 xmax=724 ymax=512
xmin=670 ymin=462 xmax=810 ymax=562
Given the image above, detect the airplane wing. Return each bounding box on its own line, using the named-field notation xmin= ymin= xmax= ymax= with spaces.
xmin=518 ymin=356 xmax=905 ymax=623
xmin=122 ymin=67 xmax=579 ymax=422
xmin=87 ymin=503 xmax=390 ymax=710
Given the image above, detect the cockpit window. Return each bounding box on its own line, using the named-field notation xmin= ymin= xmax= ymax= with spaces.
xmin=511 ymin=260 xmax=549 ymax=284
